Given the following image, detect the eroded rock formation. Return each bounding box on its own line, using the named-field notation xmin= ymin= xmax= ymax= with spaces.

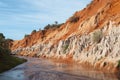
xmin=11 ymin=0 xmax=120 ymax=72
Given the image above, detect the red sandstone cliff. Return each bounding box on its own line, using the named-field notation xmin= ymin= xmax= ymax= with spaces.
xmin=11 ymin=0 xmax=120 ymax=72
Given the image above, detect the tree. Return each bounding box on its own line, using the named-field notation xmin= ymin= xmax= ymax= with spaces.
xmin=69 ymin=16 xmax=79 ymax=23
xmin=24 ymin=34 xmax=30 ymax=38
xmin=0 ymin=33 xmax=5 ymax=39
xmin=0 ymin=33 xmax=11 ymax=55
xmin=44 ymin=24 xmax=51 ymax=30
xmin=0 ymin=33 xmax=5 ymax=48
xmin=44 ymin=22 xmax=63 ymax=30
xmin=31 ymin=30 xmax=37 ymax=34
xmin=55 ymin=21 xmax=58 ymax=25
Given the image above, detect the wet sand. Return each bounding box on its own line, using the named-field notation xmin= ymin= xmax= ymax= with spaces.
xmin=0 ymin=57 xmax=119 ymax=80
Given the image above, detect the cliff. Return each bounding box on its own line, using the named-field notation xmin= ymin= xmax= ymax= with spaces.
xmin=11 ymin=0 xmax=120 ymax=72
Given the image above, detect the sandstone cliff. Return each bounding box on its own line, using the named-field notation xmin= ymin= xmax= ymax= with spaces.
xmin=11 ymin=0 xmax=120 ymax=72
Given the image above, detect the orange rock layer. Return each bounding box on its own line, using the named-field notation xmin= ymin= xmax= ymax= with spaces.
xmin=11 ymin=0 xmax=120 ymax=72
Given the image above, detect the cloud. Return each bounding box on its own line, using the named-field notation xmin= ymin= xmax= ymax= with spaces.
xmin=0 ymin=0 xmax=92 ymax=40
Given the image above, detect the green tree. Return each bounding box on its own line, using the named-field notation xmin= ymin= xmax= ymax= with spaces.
xmin=69 ymin=16 xmax=79 ymax=23
xmin=0 ymin=33 xmax=5 ymax=48
xmin=31 ymin=30 xmax=37 ymax=34
xmin=0 ymin=33 xmax=13 ymax=54
xmin=24 ymin=34 xmax=30 ymax=38
xmin=55 ymin=21 xmax=58 ymax=25
xmin=44 ymin=22 xmax=63 ymax=30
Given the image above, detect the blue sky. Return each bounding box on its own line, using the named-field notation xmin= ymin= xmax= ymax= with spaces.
xmin=0 ymin=0 xmax=91 ymax=40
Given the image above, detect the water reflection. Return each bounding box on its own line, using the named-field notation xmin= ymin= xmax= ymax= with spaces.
xmin=0 ymin=57 xmax=120 ymax=80
xmin=52 ymin=62 xmax=120 ymax=80
xmin=0 ymin=70 xmax=26 ymax=80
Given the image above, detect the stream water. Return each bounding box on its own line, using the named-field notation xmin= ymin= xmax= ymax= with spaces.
xmin=0 ymin=57 xmax=119 ymax=80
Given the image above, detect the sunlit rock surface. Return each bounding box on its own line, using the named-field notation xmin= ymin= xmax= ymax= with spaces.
xmin=11 ymin=0 xmax=120 ymax=71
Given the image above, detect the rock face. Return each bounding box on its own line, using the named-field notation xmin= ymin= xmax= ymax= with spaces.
xmin=11 ymin=0 xmax=120 ymax=72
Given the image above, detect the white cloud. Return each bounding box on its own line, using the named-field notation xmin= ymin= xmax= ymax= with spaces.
xmin=0 ymin=0 xmax=92 ymax=39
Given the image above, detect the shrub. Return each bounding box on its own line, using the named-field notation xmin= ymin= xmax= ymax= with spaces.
xmin=63 ymin=44 xmax=69 ymax=54
xmin=0 ymin=33 xmax=12 ymax=55
xmin=117 ymin=60 xmax=120 ymax=68
xmin=24 ymin=34 xmax=30 ymax=38
xmin=0 ymin=33 xmax=5 ymax=46
xmin=44 ymin=22 xmax=63 ymax=30
xmin=44 ymin=24 xmax=51 ymax=30
xmin=0 ymin=33 xmax=6 ymax=49
xmin=55 ymin=21 xmax=58 ymax=25
xmin=0 ymin=33 xmax=5 ymax=39
xmin=69 ymin=16 xmax=79 ymax=23
xmin=0 ymin=33 xmax=26 ymax=73
xmin=92 ymin=30 xmax=103 ymax=43
xmin=31 ymin=30 xmax=37 ymax=34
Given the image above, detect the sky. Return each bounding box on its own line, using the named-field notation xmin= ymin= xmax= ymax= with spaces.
xmin=0 ymin=0 xmax=91 ymax=40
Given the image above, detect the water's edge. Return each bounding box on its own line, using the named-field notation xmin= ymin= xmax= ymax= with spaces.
xmin=0 ymin=56 xmax=119 ymax=80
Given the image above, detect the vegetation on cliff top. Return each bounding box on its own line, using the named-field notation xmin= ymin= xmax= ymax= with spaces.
xmin=0 ymin=33 xmax=26 ymax=73
xmin=44 ymin=21 xmax=64 ymax=30
xmin=69 ymin=15 xmax=79 ymax=23
xmin=24 ymin=21 xmax=64 ymax=38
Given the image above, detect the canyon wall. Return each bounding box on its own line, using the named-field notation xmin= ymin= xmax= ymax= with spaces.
xmin=11 ymin=0 xmax=120 ymax=72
